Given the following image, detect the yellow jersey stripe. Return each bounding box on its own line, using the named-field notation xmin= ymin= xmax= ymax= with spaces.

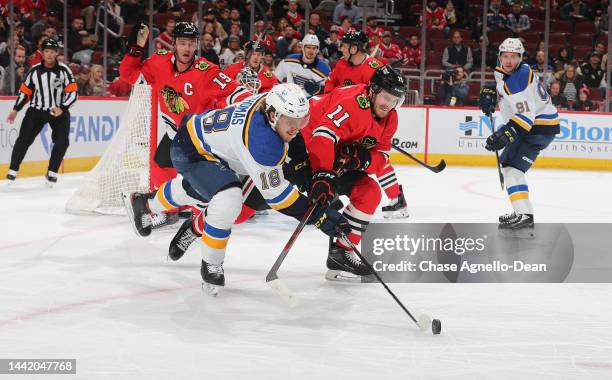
xmin=509 ymin=192 xmax=529 ymax=202
xmin=511 ymin=115 xmax=532 ymax=131
xmin=269 ymin=189 xmax=300 ymax=210
xmin=201 ymin=234 xmax=229 ymax=250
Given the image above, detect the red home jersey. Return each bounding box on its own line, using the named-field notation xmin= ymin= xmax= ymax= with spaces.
xmin=324 ymin=55 xmax=383 ymax=93
xmin=302 ymin=84 xmax=398 ymax=174
xmin=223 ymin=62 xmax=278 ymax=94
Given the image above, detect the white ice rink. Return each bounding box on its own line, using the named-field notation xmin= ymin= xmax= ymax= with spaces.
xmin=1 ymin=166 xmax=611 ymax=379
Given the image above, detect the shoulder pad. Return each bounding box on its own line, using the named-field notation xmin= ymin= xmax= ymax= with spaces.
xmin=243 ymin=109 xmax=287 ymax=166
xmin=262 ymin=70 xmax=273 ymax=78
xmin=368 ymin=59 xmax=381 ymax=69
xmin=195 ymin=61 xmax=211 ymax=71
xmin=355 ymin=93 xmax=371 ymax=110
xmin=503 ymin=64 xmax=533 ymax=95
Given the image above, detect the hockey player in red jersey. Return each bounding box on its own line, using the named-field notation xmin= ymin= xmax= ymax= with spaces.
xmin=297 ymin=66 xmax=408 ymax=279
xmin=119 ymin=22 xmax=250 ymax=189
xmin=223 ymin=41 xmax=278 ymax=94
xmin=323 ymin=31 xmax=409 ymax=219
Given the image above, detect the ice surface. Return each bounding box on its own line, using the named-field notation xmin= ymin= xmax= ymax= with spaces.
xmin=1 ymin=166 xmax=611 ymax=379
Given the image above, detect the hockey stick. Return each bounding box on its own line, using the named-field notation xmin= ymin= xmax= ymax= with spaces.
xmin=489 ymin=114 xmax=505 ymax=191
xmin=339 ymin=234 xmax=438 ymax=333
xmin=266 ymin=202 xmax=318 ymax=307
xmin=392 ymin=143 xmax=446 ymax=173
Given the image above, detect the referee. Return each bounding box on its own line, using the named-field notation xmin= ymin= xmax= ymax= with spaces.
xmin=6 ymin=38 xmax=78 ymax=185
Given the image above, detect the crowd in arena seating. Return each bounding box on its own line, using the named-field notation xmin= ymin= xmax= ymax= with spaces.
xmin=0 ymin=0 xmax=609 ymax=110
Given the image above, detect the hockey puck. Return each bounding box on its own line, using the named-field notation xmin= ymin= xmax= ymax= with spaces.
xmin=432 ymin=319 xmax=441 ymax=335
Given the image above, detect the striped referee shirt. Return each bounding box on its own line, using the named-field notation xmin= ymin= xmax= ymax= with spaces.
xmin=13 ymin=62 xmax=78 ymax=112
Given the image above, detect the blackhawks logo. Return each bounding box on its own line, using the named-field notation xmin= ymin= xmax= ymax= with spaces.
xmin=359 ymin=136 xmax=377 ymax=149
xmin=196 ymin=61 xmax=210 ymax=71
xmin=161 ymin=86 xmax=190 ymax=114
xmin=368 ymin=60 xmax=380 ymax=69
xmin=156 ymin=49 xmax=169 ymax=55
xmin=262 ymin=70 xmax=273 ymax=78
xmin=355 ymin=94 xmax=370 ymax=109
xmin=342 ymin=79 xmax=355 ymax=86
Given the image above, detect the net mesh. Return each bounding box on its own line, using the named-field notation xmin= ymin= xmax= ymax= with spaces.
xmin=65 ymin=84 xmax=151 ymax=215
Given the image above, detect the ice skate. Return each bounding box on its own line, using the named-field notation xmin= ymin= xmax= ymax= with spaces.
xmin=201 ymin=259 xmax=225 ymax=297
xmin=168 ymin=218 xmax=200 ymax=261
xmin=382 ymin=185 xmax=409 ymax=219
xmin=326 ymin=243 xmax=373 ymax=282
xmin=499 ymin=214 xmax=535 ymax=238
xmin=121 ymin=192 xmax=154 ymax=237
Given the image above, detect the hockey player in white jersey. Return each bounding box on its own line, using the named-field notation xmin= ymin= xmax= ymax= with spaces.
xmin=479 ymin=38 xmax=560 ymax=232
xmin=274 ymin=34 xmax=331 ymax=97
xmin=123 ymin=83 xmax=349 ymax=295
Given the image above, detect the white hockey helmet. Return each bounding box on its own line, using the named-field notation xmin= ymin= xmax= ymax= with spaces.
xmin=498 ymin=38 xmax=525 ymax=58
xmin=302 ymin=34 xmax=320 ymax=48
xmin=265 ymin=83 xmax=310 ymax=130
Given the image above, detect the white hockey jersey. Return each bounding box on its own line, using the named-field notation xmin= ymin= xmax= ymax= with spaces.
xmin=494 ymin=62 xmax=560 ymax=134
xmin=274 ymin=53 xmax=331 ymax=90
xmin=177 ymin=94 xmax=303 ymax=213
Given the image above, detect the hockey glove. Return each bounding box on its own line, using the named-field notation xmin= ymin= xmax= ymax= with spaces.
xmin=282 ymin=159 xmax=312 ymax=193
xmin=309 ymin=170 xmax=337 ymax=206
xmin=479 ymin=86 xmax=498 ymax=116
xmin=336 ymin=143 xmax=371 ymax=172
xmin=485 ymin=123 xmax=520 ymax=151
xmin=303 ymin=79 xmax=323 ymax=96
xmin=309 ymin=205 xmax=351 ymax=237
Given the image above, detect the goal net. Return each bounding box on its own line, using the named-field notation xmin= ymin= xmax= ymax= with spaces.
xmin=65 ymin=84 xmax=154 ymax=215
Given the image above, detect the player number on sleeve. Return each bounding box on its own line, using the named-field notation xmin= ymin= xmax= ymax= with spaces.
xmin=515 ymin=101 xmax=531 ymax=113
xmin=213 ymin=72 xmax=232 ymax=89
xmin=326 ymin=104 xmax=350 ymax=128
xmin=260 ymin=169 xmax=281 ymax=190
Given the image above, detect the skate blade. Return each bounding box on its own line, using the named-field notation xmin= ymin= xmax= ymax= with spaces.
xmin=498 ymin=228 xmax=535 ymax=239
xmin=383 ymin=209 xmax=410 ymax=219
xmin=202 ymin=282 xmax=219 ymax=297
xmin=121 ymin=192 xmax=142 ymax=237
xmin=325 ymin=270 xmax=362 ymax=283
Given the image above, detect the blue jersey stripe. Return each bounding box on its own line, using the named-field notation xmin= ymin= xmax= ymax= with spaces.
xmin=507 ymin=184 xmax=529 ymax=194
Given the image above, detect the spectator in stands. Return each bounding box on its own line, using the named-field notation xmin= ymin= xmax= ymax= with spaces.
xmin=556 ymin=47 xmax=572 ymax=68
xmin=333 ymin=0 xmax=361 ymax=25
xmin=315 ymin=0 xmax=338 ymax=16
xmin=88 ymin=64 xmax=107 ymax=96
xmin=201 ymin=32 xmax=220 ymax=65
xmin=559 ymin=64 xmax=585 ymax=102
xmin=443 ymin=0 xmax=464 ymax=33
xmin=553 ymin=59 xmax=567 ymax=79
xmin=338 ymin=16 xmax=355 ymax=39
xmin=252 ymin=20 xmax=276 ymax=54
xmin=203 ymin=8 xmax=228 ymax=43
xmin=379 ymin=31 xmax=403 ymax=66
xmin=0 ymin=34 xmax=20 ymax=68
xmin=27 ymin=35 xmax=46 ymax=67
xmin=580 ymin=52 xmax=605 ymax=88
xmin=532 ymin=50 xmax=554 ymax=86
xmin=275 ymin=18 xmax=290 ymax=39
xmin=593 ymin=42 xmax=607 ymax=57
xmin=227 ymin=22 xmax=246 ymax=46
xmin=560 ymin=0 xmax=590 ymax=21
xmin=442 ymin=31 xmax=473 ymax=71
xmin=1 ymin=45 xmax=27 ymax=95
xmin=365 ymin=16 xmax=384 ymax=39
xmin=229 ymin=8 xmax=249 ymax=38
xmin=402 ymin=34 xmax=422 ymax=67
xmin=550 ymin=81 xmax=569 ymax=110
xmin=219 ymin=35 xmax=244 ymax=69
xmin=276 ymin=25 xmax=300 ymax=60
xmin=76 ymin=65 xmax=92 ymax=95
xmin=549 ymin=81 xmax=570 ymax=110
xmin=573 ymin=87 xmax=596 ymax=111
xmin=286 ymin=0 xmax=304 ymax=29
xmin=506 ymin=3 xmax=531 ymax=34
xmin=218 ymin=8 xmax=232 ymax=32
xmin=203 ymin=22 xmax=222 ymax=55
xmin=422 ymin=1 xmax=446 ymax=31
xmin=321 ymin=25 xmax=342 ymax=64
xmin=480 ymin=0 xmax=507 ymax=32
xmin=72 ymin=34 xmax=98 ymax=65
xmin=67 ymin=17 xmax=89 ymax=54
xmin=155 ymin=19 xmax=176 ymax=51
xmin=438 ymin=66 xmax=469 ymax=106
xmin=303 ymin=13 xmax=329 ymax=49
xmin=120 ymin=0 xmax=145 ymax=25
